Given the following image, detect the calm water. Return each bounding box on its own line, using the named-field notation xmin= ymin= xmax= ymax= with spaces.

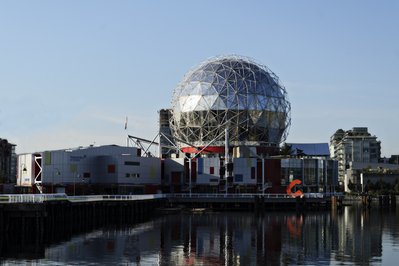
xmin=2 ymin=204 xmax=399 ymax=265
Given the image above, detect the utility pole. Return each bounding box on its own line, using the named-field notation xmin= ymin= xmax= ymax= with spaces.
xmin=225 ymin=127 xmax=229 ymax=196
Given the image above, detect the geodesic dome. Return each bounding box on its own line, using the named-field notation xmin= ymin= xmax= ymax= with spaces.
xmin=170 ymin=55 xmax=291 ymax=151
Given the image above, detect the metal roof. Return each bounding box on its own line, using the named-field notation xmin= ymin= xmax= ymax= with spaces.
xmin=288 ymin=143 xmax=330 ymax=157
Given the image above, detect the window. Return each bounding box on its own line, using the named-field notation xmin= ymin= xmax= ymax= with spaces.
xmin=125 ymin=173 xmax=130 ymax=178
xmin=83 ymin=172 xmax=91 ymax=178
xmin=108 ymin=164 xmax=116 ymax=173
xmin=210 ymin=167 xmax=214 ymax=174
xmin=251 ymin=167 xmax=256 ymax=179
xmin=235 ymin=174 xmax=243 ymax=182
xmin=125 ymin=161 xmax=140 ymax=166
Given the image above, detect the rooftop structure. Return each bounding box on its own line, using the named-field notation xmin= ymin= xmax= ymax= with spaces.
xmin=288 ymin=143 xmax=330 ymax=157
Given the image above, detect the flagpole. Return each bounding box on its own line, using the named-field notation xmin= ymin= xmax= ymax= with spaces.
xmin=125 ymin=116 xmax=128 ymax=147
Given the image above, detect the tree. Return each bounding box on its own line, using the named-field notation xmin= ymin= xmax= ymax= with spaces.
xmin=280 ymin=143 xmax=293 ymax=156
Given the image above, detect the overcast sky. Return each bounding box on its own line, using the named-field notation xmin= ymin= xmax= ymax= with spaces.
xmin=1 ymin=1 xmax=398 ymax=156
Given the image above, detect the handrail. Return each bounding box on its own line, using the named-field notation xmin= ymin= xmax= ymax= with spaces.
xmin=169 ymin=192 xmax=338 ymax=199
xmin=0 ymin=192 xmax=341 ymax=203
xmin=171 ymin=193 xmax=293 ymax=199
xmin=0 ymin=193 xmax=166 ymax=203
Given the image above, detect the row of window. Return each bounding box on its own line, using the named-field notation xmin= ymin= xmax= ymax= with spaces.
xmin=107 ymin=162 xmax=141 ymax=174
xmin=125 ymin=173 xmax=140 ymax=178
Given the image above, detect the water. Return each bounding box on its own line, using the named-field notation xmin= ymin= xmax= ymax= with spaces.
xmin=1 ymin=204 xmax=399 ymax=265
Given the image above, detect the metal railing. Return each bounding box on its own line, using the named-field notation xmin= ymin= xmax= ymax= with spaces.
xmin=102 ymin=194 xmax=166 ymax=201
xmin=0 ymin=193 xmax=166 ymax=204
xmin=171 ymin=193 xmax=293 ymax=199
xmin=4 ymin=193 xmax=68 ymax=203
xmin=0 ymin=192 xmax=341 ymax=204
xmin=170 ymin=193 xmax=337 ymax=199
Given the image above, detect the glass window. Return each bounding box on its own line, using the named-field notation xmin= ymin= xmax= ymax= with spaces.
xmin=235 ymin=174 xmax=243 ymax=182
xmin=210 ymin=167 xmax=214 ymax=175
xmin=108 ymin=164 xmax=115 ymax=174
xmin=125 ymin=161 xmax=140 ymax=166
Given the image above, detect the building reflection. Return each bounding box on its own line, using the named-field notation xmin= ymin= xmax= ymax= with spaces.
xmin=1 ymin=206 xmax=399 ymax=265
xmin=334 ymin=205 xmax=384 ymax=264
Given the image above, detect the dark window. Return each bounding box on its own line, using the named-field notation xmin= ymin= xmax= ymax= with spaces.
xmin=210 ymin=167 xmax=214 ymax=174
xmin=235 ymin=174 xmax=243 ymax=182
xmin=251 ymin=167 xmax=256 ymax=179
xmin=108 ymin=164 xmax=116 ymax=173
xmin=83 ymin=172 xmax=91 ymax=178
xmin=227 ymin=162 xmax=234 ymax=172
xmin=219 ymin=166 xmax=225 ymax=176
xmin=125 ymin=161 xmax=140 ymax=166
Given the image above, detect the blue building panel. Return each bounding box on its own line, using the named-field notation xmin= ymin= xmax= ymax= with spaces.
xmin=289 ymin=143 xmax=330 ymax=157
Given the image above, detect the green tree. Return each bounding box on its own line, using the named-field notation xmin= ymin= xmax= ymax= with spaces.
xmin=280 ymin=143 xmax=293 ymax=156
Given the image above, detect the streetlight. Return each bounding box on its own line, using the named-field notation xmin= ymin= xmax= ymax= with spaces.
xmin=19 ymin=163 xmax=27 ymax=191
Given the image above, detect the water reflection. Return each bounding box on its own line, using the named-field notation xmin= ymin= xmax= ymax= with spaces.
xmin=2 ymin=205 xmax=399 ymax=265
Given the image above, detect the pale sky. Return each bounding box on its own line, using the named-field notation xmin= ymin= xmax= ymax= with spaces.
xmin=1 ymin=1 xmax=398 ymax=157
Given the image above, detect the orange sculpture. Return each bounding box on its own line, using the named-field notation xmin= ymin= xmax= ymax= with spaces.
xmin=286 ymin=179 xmax=304 ymax=198
xmin=287 ymin=215 xmax=303 ymax=238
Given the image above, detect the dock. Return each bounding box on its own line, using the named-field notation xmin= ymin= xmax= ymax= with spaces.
xmin=169 ymin=193 xmax=339 ymax=211
xmin=0 ymin=192 xmax=341 ymax=258
xmin=0 ymin=194 xmax=166 ymax=258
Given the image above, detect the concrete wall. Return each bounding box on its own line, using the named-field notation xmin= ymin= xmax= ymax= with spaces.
xmin=17 ymin=154 xmax=34 ymax=187
xmin=17 ymin=145 xmax=161 ymax=189
xmin=197 ymin=157 xmax=220 ymax=185
xmin=233 ymin=158 xmax=257 ymax=185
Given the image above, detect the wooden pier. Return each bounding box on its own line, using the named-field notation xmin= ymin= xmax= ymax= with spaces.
xmin=0 ymin=192 xmax=341 ymax=258
xmin=0 ymin=194 xmax=166 ymax=258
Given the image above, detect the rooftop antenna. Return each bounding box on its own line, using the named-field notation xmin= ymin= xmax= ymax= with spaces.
xmin=125 ymin=116 xmax=129 ymax=147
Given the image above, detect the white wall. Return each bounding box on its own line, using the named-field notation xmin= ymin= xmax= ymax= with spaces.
xmin=197 ymin=157 xmax=220 ymax=184
xmin=233 ymin=158 xmax=257 ymax=184
xmin=118 ymin=156 xmax=161 ymax=184
xmin=163 ymin=158 xmax=185 ymax=184
xmin=26 ymin=145 xmax=150 ymax=186
xmin=17 ymin=154 xmax=34 ymax=187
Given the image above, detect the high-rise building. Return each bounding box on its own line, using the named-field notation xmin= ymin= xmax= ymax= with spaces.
xmin=0 ymin=138 xmax=16 ymax=184
xmin=329 ymin=127 xmax=381 ymax=186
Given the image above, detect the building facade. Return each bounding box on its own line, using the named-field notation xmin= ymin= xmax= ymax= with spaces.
xmin=17 ymin=145 xmax=161 ymax=194
xmin=162 ymin=155 xmax=338 ymax=194
xmin=15 ymin=142 xmax=339 ymax=195
xmin=343 ymin=161 xmax=399 ymax=192
xmin=281 ymin=158 xmax=338 ymax=193
xmin=0 ymin=138 xmax=16 ymax=188
xmin=330 ymin=127 xmax=381 ymax=187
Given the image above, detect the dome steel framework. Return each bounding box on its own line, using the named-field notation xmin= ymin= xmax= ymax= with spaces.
xmin=170 ymin=55 xmax=291 ymax=151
